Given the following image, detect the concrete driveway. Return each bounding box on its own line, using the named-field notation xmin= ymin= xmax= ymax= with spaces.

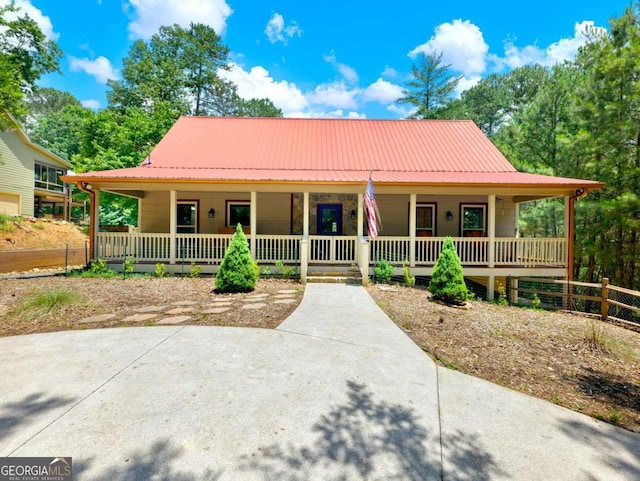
xmin=1 ymin=284 xmax=639 ymax=480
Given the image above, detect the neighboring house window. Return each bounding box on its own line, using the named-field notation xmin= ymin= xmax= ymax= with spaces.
xmin=461 ymin=204 xmax=487 ymax=237
xmin=177 ymin=201 xmax=198 ymax=233
xmin=416 ymin=203 xmax=436 ymax=236
xmin=227 ymin=201 xmax=250 ymax=228
xmin=34 ymin=163 xmax=65 ymax=193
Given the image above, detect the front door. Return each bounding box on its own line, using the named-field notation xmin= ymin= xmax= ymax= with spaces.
xmin=317 ymin=204 xmax=342 ymax=235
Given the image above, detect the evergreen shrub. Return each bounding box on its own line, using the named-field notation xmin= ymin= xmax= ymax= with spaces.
xmin=429 ymin=237 xmax=468 ymax=305
xmin=215 ymin=224 xmax=257 ymax=292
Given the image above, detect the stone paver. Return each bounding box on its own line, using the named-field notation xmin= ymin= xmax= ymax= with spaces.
xmin=203 ymin=307 xmax=232 ymax=314
xmin=157 ymin=315 xmax=191 ymax=325
xmin=172 ymin=301 xmax=198 ymax=306
xmin=78 ymin=313 xmax=117 ymax=325
xmin=277 ymin=289 xmax=298 ymax=294
xmin=206 ymin=302 xmax=233 ymax=307
xmin=246 ymin=294 xmax=269 ymax=299
xmin=134 ymin=305 xmax=168 ymax=313
xmin=121 ymin=313 xmax=159 ymax=323
xmin=242 ymin=298 xmax=265 ymax=303
xmin=165 ymin=307 xmax=195 ymax=315
xmin=273 ymin=294 xmax=295 ymax=299
xmin=273 ymin=299 xmax=296 ymax=304
xmin=241 ymin=302 xmax=267 ymax=309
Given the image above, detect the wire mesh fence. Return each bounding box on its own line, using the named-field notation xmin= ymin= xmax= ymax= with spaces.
xmin=510 ymin=276 xmax=640 ymax=328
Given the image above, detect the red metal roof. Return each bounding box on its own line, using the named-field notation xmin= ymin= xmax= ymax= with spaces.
xmin=68 ymin=117 xmax=603 ymax=189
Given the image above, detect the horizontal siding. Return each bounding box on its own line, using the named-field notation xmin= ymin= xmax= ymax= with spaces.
xmin=140 ymin=191 xmax=291 ymax=234
xmin=0 ymin=131 xmax=34 ymax=216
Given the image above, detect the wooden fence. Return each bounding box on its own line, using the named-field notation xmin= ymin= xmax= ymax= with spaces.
xmin=0 ymin=246 xmax=88 ymax=274
xmin=510 ymin=277 xmax=640 ymax=328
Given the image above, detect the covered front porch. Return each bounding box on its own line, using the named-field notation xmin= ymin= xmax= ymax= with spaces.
xmin=88 ymin=183 xmax=572 ymax=299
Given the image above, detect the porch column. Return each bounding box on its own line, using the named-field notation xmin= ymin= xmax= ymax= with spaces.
xmin=137 ymin=198 xmax=142 ymax=230
xmin=357 ymin=192 xmax=363 ymax=237
xmin=250 ymin=191 xmax=257 ymax=258
xmin=93 ymin=189 xmax=100 ymax=259
xmin=514 ymin=202 xmax=520 ymax=237
xmin=487 ymin=194 xmax=496 ymax=300
xmin=409 ymin=194 xmax=417 ymax=267
xmin=563 ymin=195 xmax=571 ymax=308
xmin=303 ymin=192 xmax=310 ymax=236
xmin=169 ymin=190 xmax=177 ymax=264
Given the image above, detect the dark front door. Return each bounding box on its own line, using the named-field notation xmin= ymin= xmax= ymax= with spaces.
xmin=317 ymin=204 xmax=342 ymax=235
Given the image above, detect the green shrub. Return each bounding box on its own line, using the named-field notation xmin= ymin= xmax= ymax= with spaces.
xmin=190 ymin=260 xmax=202 ymax=278
xmin=123 ymin=257 xmax=135 ymax=275
xmin=215 ymin=224 xmax=257 ymax=293
xmin=155 ymin=263 xmax=166 ymax=277
xmin=276 ymin=260 xmax=295 ymax=279
xmin=429 ymin=237 xmax=468 ymax=305
xmin=374 ymin=259 xmax=395 ymax=283
xmin=33 ymin=222 xmax=46 ymax=230
xmin=69 ymin=258 xmax=118 ymax=278
xmin=403 ymin=260 xmax=415 ymax=287
xmin=261 ymin=266 xmax=271 ymax=276
xmin=495 ymin=281 xmax=508 ymax=306
xmin=0 ymin=214 xmax=16 ymax=233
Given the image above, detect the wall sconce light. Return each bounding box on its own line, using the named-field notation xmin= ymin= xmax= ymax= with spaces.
xmin=208 ymin=208 xmax=215 ymax=218
xmin=446 ymin=211 xmax=454 ymax=221
xmin=350 ymin=209 xmax=356 ymax=220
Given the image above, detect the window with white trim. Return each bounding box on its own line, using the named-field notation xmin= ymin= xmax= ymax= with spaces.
xmin=461 ymin=204 xmax=486 ymax=237
xmin=177 ymin=201 xmax=198 ymax=233
xmin=227 ymin=201 xmax=250 ymax=228
xmin=34 ymin=163 xmax=65 ymax=193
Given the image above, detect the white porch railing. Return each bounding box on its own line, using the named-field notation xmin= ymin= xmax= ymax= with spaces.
xmin=308 ymin=235 xmax=357 ymax=264
xmin=96 ymin=233 xmax=566 ymax=268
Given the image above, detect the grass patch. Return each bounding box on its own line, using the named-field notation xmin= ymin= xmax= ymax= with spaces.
xmin=0 ymin=214 xmax=17 ymax=233
xmin=33 ymin=222 xmax=46 ymax=230
xmin=19 ymin=289 xmax=80 ymax=318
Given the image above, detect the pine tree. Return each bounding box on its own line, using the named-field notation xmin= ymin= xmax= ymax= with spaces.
xmin=215 ymin=224 xmax=257 ymax=293
xmin=429 ymin=237 xmax=468 ymax=305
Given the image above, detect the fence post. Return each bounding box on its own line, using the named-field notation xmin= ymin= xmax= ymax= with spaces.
xmin=509 ymin=277 xmax=519 ymax=304
xmin=601 ymin=277 xmax=609 ymax=321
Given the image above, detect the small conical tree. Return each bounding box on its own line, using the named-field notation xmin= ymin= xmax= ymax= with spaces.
xmin=429 ymin=237 xmax=468 ymax=305
xmin=215 ymin=224 xmax=257 ymax=293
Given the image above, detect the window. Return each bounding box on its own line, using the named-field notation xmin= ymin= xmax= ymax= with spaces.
xmin=461 ymin=204 xmax=486 ymax=237
xmin=227 ymin=201 xmax=250 ymax=228
xmin=416 ymin=203 xmax=436 ymax=236
xmin=34 ymin=163 xmax=64 ymax=192
xmin=177 ymin=201 xmax=198 ymax=233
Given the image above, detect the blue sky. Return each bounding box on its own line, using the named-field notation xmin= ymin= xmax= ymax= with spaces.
xmin=5 ymin=0 xmax=632 ymax=118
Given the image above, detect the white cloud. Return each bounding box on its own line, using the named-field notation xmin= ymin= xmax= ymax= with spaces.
xmin=323 ymin=53 xmax=358 ymax=84
xmin=381 ymin=66 xmax=398 ymax=78
xmin=219 ymin=63 xmax=308 ymax=114
xmin=307 ymin=81 xmax=360 ymax=109
xmin=126 ymin=0 xmax=232 ymax=39
xmin=81 ymin=99 xmax=101 ymax=109
xmin=409 ymin=19 xmax=488 ymax=76
xmin=455 ymin=75 xmax=481 ymax=96
xmin=386 ymin=104 xmax=416 ymax=118
xmin=0 ymin=0 xmax=58 ymax=40
xmin=69 ymin=56 xmax=119 ymax=84
xmin=363 ymin=78 xmax=403 ymax=104
xmin=491 ymin=20 xmax=607 ymax=70
xmin=265 ymin=13 xmax=302 ymax=44
xmin=287 ymin=109 xmax=366 ymax=119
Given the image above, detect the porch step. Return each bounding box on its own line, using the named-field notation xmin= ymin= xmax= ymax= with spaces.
xmin=306 ymin=265 xmax=362 ymax=284
xmin=306 ymin=275 xmax=362 ymax=285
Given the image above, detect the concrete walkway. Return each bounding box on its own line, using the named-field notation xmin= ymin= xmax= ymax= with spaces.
xmin=1 ymin=284 xmax=638 ymax=480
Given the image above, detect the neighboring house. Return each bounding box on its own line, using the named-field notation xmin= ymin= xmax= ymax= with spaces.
xmin=0 ymin=124 xmax=72 ymax=219
xmin=64 ymin=117 xmax=603 ymax=298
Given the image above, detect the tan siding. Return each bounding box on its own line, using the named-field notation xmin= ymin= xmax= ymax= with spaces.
xmin=140 ymin=191 xmax=292 ymax=234
xmin=257 ymin=193 xmax=291 ymax=234
xmin=0 ymin=131 xmax=34 ymax=216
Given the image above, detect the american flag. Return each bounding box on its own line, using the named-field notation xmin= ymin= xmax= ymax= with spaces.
xmin=364 ymin=176 xmax=382 ymax=239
